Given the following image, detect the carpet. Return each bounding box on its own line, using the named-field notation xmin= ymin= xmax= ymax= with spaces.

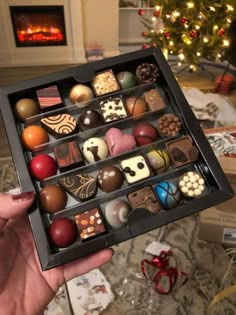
xmin=1 ymin=157 xmax=236 ymax=315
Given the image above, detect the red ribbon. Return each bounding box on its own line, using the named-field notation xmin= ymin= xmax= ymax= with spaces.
xmin=141 ymin=250 xmax=188 ymax=295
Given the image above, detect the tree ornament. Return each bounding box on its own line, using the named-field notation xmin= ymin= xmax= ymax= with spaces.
xmin=218 ymin=28 xmax=225 ymax=37
xmin=152 ymin=18 xmax=164 ymax=34
xmin=142 ymin=31 xmax=148 ymax=37
xmin=151 ymin=43 xmax=157 ymax=47
xmin=180 ymin=17 xmax=187 ymax=24
xmin=138 ymin=9 xmax=144 ymax=16
xmin=153 ymin=10 xmax=160 ymax=18
xmin=189 ymin=30 xmax=197 ymax=39
xmin=142 ymin=43 xmax=149 ymax=49
xmin=164 ymin=32 xmax=170 ymax=39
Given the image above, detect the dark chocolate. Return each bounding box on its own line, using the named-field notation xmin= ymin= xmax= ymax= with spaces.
xmin=78 ymin=109 xmax=103 ymax=131
xmin=58 ymin=174 xmax=97 ymax=201
xmin=74 ymin=208 xmax=106 ymax=240
xmin=128 ymin=186 xmax=160 ymax=213
xmin=54 ymin=140 xmax=84 ymax=171
xmin=136 ymin=63 xmax=159 ymax=84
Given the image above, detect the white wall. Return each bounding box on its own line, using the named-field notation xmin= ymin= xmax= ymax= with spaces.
xmin=82 ymin=0 xmax=120 ymax=58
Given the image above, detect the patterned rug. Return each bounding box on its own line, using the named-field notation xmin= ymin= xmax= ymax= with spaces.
xmin=1 ymin=157 xmax=236 ymax=315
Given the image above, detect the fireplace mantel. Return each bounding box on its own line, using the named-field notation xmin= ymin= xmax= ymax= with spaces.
xmin=0 ymin=0 xmax=120 ymax=67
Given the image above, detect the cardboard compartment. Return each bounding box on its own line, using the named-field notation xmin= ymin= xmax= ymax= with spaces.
xmin=199 ymin=207 xmax=236 ymax=247
xmin=0 ymin=48 xmax=234 ymax=270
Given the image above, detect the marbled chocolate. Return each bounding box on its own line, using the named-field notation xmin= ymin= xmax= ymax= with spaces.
xmin=75 ymin=208 xmax=106 ymax=240
xmin=54 ymin=140 xmax=84 ymax=171
xmin=58 ymin=174 xmax=97 ymax=201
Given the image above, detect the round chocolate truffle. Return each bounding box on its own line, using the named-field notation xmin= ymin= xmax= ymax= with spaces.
xmin=136 ymin=63 xmax=159 ymax=84
xmin=97 ymin=165 xmax=124 ymax=192
xmin=21 ymin=125 xmax=49 ymax=151
xmin=156 ymin=113 xmax=182 ymax=137
xmin=29 ymin=154 xmax=58 ymax=181
xmin=82 ymin=137 xmax=108 ymax=163
xmin=15 ymin=98 xmax=40 ymax=122
xmin=116 ymin=71 xmax=136 ymax=90
xmin=126 ymin=97 xmax=148 ymax=117
xmin=39 ymin=185 xmax=67 ymax=214
xmin=178 ymin=171 xmax=205 ymax=198
xmin=69 ymin=84 xmax=94 ymax=107
xmin=132 ymin=123 xmax=158 ymax=146
xmin=78 ymin=109 xmax=103 ymax=132
xmin=49 ymin=218 xmax=78 ymax=248
xmin=146 ymin=149 xmax=170 ymax=174
xmin=154 ymin=181 xmax=181 ymax=209
xmin=104 ymin=199 xmax=130 ymax=229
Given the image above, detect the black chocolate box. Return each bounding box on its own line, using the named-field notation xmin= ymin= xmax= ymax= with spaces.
xmin=0 ymin=48 xmax=234 ymax=270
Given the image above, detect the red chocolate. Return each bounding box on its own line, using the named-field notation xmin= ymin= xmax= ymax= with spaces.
xmin=29 ymin=154 xmax=58 ymax=181
xmin=53 ymin=140 xmax=84 ymax=172
xmin=75 ymin=208 xmax=106 ymax=240
xmin=49 ymin=218 xmax=78 ymax=248
xmin=132 ymin=123 xmax=158 ymax=146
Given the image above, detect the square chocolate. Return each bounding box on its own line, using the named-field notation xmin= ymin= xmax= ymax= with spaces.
xmin=143 ymin=89 xmax=166 ymax=112
xmin=36 ymin=85 xmax=62 ymax=111
xmin=99 ymin=96 xmax=128 ymax=123
xmin=166 ymin=136 xmax=200 ymax=167
xmin=120 ymin=155 xmax=153 ymax=184
xmin=53 ymin=140 xmax=84 ymax=172
xmin=75 ymin=208 xmax=106 ymax=240
xmin=92 ymin=70 xmax=120 ymax=96
xmin=128 ymin=186 xmax=161 ymax=213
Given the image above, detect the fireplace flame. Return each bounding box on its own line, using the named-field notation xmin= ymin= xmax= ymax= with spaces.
xmin=17 ymin=25 xmax=64 ymax=42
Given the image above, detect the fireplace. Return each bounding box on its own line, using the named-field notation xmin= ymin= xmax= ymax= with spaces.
xmin=10 ymin=6 xmax=67 ymax=47
xmin=0 ymin=0 xmax=120 ymax=67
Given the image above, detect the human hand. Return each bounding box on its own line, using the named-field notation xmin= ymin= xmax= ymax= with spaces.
xmin=0 ymin=191 xmax=113 ymax=315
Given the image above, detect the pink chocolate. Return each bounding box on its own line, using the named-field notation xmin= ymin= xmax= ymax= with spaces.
xmin=105 ymin=128 xmax=136 ymax=156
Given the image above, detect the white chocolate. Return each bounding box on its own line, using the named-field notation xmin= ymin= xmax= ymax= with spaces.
xmin=179 ymin=171 xmax=205 ymax=198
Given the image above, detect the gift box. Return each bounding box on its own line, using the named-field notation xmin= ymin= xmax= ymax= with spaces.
xmin=199 ymin=206 xmax=236 ymax=247
xmin=0 ymin=47 xmax=234 ymax=270
xmin=214 ymin=74 xmax=235 ymax=95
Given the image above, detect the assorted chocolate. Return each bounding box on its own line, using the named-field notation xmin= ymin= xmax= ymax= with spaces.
xmin=13 ymin=59 xmax=210 ymax=253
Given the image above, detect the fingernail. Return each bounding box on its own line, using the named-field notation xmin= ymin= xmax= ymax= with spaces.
xmin=12 ymin=191 xmax=34 ymax=202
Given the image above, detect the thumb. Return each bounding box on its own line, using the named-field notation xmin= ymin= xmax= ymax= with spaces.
xmin=0 ymin=191 xmax=35 ymax=219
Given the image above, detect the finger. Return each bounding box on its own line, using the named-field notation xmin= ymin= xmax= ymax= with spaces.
xmin=62 ymin=248 xmax=113 ymax=283
xmin=0 ymin=191 xmax=35 ymax=220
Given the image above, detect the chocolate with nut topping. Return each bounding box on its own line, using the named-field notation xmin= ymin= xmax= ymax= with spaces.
xmin=136 ymin=63 xmax=159 ymax=84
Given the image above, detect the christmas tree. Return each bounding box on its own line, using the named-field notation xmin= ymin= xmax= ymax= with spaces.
xmin=139 ymin=1 xmax=236 ymax=67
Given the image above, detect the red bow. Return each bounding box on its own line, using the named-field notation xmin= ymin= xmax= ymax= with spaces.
xmin=141 ymin=250 xmax=187 ymax=295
